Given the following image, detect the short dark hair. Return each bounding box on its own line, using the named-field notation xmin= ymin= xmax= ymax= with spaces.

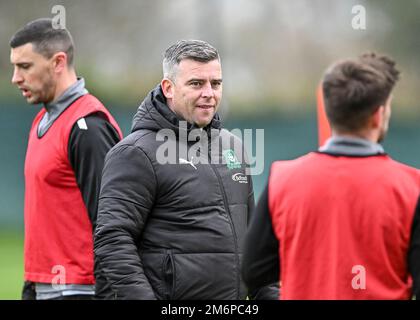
xmin=10 ymin=18 xmax=74 ymax=67
xmin=322 ymin=52 xmax=400 ymax=132
xmin=163 ymin=39 xmax=220 ymax=81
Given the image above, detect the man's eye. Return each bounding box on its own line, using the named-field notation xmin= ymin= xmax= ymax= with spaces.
xmin=212 ymin=82 xmax=222 ymax=88
xmin=20 ymin=64 xmax=30 ymax=70
xmin=190 ymin=82 xmax=200 ymax=86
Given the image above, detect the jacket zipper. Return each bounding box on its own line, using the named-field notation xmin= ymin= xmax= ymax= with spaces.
xmin=208 ymin=153 xmax=241 ymax=299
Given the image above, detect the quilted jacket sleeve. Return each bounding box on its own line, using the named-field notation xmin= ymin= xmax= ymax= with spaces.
xmin=94 ymin=144 xmax=157 ymax=299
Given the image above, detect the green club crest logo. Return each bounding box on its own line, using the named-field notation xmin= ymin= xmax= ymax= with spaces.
xmin=223 ymin=149 xmax=241 ymax=170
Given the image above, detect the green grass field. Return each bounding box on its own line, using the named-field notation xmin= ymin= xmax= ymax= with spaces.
xmin=0 ymin=231 xmax=24 ymax=300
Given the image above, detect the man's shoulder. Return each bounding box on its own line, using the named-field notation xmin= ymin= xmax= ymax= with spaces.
xmin=78 ymin=93 xmax=101 ymax=104
xmin=268 ymin=153 xmax=321 ymax=180
xmin=271 ymin=152 xmax=314 ymax=167
xmin=385 ymin=156 xmax=420 ymax=178
xmin=73 ymin=94 xmax=110 ymax=113
xmin=108 ymin=130 xmax=156 ymax=156
xmin=66 ymin=94 xmax=108 ymax=119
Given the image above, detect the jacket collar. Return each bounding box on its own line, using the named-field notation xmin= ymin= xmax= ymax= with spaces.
xmin=38 ymin=78 xmax=88 ymax=137
xmin=319 ymin=136 xmax=385 ymax=156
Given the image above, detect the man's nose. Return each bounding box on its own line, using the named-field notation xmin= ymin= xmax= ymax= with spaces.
xmin=201 ymin=83 xmax=214 ymax=98
xmin=11 ymin=68 xmax=23 ymax=84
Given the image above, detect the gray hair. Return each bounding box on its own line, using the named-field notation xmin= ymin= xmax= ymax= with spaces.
xmin=163 ymin=40 xmax=220 ymax=81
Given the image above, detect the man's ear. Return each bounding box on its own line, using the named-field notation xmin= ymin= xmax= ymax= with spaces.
xmin=51 ymin=52 xmax=67 ymax=73
xmin=161 ymin=78 xmax=174 ymax=99
xmin=371 ymin=105 xmax=385 ymax=129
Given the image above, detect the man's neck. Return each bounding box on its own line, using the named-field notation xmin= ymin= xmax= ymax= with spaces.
xmin=332 ymin=130 xmax=379 ymax=144
xmin=52 ymin=71 xmax=78 ymax=102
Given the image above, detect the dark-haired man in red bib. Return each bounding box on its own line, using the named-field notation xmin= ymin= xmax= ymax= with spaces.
xmin=10 ymin=18 xmax=122 ymax=300
xmin=243 ymin=53 xmax=420 ymax=300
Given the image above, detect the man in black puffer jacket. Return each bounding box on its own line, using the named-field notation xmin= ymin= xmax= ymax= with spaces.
xmin=94 ymin=40 xmax=278 ymax=300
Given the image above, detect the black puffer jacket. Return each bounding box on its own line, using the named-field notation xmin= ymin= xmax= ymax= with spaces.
xmin=94 ymin=85 xmax=277 ymax=299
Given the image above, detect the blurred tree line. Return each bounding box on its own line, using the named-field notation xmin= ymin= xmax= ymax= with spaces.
xmin=1 ymin=0 xmax=420 ymax=118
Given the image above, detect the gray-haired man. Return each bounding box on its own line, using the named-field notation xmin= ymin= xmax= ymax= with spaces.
xmin=94 ymin=40 xmax=278 ymax=299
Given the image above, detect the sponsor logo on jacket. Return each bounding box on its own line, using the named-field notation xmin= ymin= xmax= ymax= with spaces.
xmin=232 ymin=172 xmax=248 ymax=184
